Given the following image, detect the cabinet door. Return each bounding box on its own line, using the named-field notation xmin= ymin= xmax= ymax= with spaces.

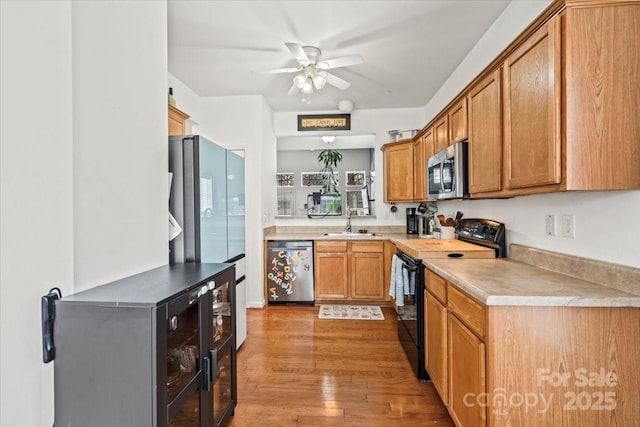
xmin=434 ymin=115 xmax=449 ymax=153
xmin=448 ymin=98 xmax=468 ymax=144
xmin=315 ymin=252 xmax=348 ymax=300
xmin=448 ymin=313 xmax=486 ymax=427
xmin=564 ymin=3 xmax=640 ymax=190
xmin=169 ymin=105 xmax=189 ymax=136
xmin=413 ymin=136 xmax=426 ymax=201
xmin=350 ymin=251 xmax=384 ymax=300
xmin=468 ymin=68 xmax=502 ymax=194
xmin=383 ymin=141 xmax=414 ymax=202
xmin=425 ymin=291 xmax=448 ymax=404
xmin=503 ymin=16 xmax=561 ymax=190
xmin=422 ymin=126 xmax=435 ymax=160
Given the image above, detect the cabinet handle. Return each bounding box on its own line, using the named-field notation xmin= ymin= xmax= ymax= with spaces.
xmin=210 ymin=349 xmax=218 ymax=382
xmin=202 ymin=356 xmax=211 ymax=392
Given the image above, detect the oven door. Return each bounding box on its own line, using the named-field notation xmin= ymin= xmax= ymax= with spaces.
xmin=395 ymin=251 xmax=428 ymax=381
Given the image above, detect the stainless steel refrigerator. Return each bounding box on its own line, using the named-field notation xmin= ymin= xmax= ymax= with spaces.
xmin=169 ymin=135 xmax=245 ymax=264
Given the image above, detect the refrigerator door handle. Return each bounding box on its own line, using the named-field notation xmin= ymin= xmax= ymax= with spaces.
xmin=202 ymin=355 xmax=211 ymax=392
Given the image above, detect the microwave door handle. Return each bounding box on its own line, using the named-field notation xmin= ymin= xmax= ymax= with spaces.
xmin=439 ymin=163 xmax=445 ymax=192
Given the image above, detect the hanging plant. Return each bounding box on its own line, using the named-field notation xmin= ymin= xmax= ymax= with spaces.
xmin=317 ymin=149 xmax=342 ymax=194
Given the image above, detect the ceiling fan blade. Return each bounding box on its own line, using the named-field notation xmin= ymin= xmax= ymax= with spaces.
xmin=287 ymin=84 xmax=298 ymax=96
xmin=285 ymin=42 xmax=310 ymax=65
xmin=263 ymin=67 xmax=301 ymax=74
xmin=325 ymin=72 xmax=351 ymax=90
xmin=318 ymin=55 xmax=363 ymax=70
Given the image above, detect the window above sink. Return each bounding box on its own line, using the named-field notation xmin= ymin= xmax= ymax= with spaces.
xmin=276 ymin=134 xmax=376 ymax=219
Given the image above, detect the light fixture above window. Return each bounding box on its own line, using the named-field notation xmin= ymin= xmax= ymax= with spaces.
xmin=321 ymin=135 xmax=336 ymax=144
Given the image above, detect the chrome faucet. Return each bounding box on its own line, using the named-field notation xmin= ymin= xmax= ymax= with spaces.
xmin=345 ymin=203 xmax=352 ymax=232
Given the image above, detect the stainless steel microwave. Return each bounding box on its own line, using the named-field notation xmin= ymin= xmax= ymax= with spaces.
xmin=427 ymin=140 xmax=469 ymax=200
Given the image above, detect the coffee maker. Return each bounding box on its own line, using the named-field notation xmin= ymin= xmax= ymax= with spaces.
xmin=406 ymin=208 xmax=418 ymax=234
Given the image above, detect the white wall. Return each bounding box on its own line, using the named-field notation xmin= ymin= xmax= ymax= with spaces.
xmin=72 ymin=1 xmax=168 ymax=289
xmin=427 ymin=0 xmax=640 ymax=268
xmin=0 ymin=1 xmax=168 ymax=426
xmin=1 ymin=2 xmax=73 ymax=425
xmin=438 ymin=191 xmax=640 ymax=268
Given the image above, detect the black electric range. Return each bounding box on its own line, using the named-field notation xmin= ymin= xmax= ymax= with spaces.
xmin=395 ymin=218 xmax=506 ymax=381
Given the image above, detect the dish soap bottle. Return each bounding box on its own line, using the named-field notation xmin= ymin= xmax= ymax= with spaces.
xmin=168 ymin=87 xmax=176 ymax=106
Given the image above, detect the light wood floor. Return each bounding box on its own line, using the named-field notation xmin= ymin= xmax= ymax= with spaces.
xmin=229 ymin=305 xmax=454 ymax=427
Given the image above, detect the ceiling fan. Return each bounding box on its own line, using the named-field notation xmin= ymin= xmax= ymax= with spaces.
xmin=265 ymin=42 xmax=363 ymax=102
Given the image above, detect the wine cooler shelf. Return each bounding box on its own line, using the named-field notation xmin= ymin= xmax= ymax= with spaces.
xmin=53 ymin=263 xmax=237 ymax=427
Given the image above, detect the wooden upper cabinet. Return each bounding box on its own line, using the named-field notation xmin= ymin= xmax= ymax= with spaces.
xmin=448 ymin=98 xmax=468 ymax=144
xmin=468 ymin=68 xmax=502 ymax=195
xmin=564 ymin=3 xmax=640 ymax=190
xmin=422 ymin=126 xmax=435 ymax=160
xmin=433 ymin=115 xmax=449 ymax=153
xmin=382 ymin=140 xmax=414 ymax=202
xmin=413 ymin=136 xmax=426 ymax=201
xmin=414 ymin=127 xmax=435 ymax=201
xmin=168 ymin=105 xmax=189 ymax=136
xmin=503 ymin=15 xmax=561 ymax=190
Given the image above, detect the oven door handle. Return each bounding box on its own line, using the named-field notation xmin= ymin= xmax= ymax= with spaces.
xmin=401 ymin=262 xmax=419 ymax=273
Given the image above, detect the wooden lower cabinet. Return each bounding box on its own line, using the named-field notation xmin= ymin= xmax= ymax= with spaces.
xmin=314 ymin=242 xmax=348 ymax=300
xmin=424 ymin=268 xmax=640 ymax=426
xmin=350 ymin=251 xmax=384 ymax=300
xmin=425 ymin=291 xmax=448 ymax=404
xmin=315 ymin=240 xmax=387 ymax=304
xmin=448 ymin=313 xmax=486 ymax=427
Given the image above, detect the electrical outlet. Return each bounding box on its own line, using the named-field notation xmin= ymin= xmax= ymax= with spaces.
xmin=545 ymin=214 xmax=556 ymax=236
xmin=561 ymin=214 xmax=575 ymax=238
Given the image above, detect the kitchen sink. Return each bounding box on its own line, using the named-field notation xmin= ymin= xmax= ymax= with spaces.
xmin=322 ymin=232 xmax=376 ymax=237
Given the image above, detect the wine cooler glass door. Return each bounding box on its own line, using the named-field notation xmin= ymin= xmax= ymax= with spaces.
xmin=166 ymin=285 xmax=207 ymax=425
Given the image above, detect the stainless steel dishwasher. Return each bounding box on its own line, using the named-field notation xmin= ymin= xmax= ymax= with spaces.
xmin=266 ymin=240 xmax=314 ymax=304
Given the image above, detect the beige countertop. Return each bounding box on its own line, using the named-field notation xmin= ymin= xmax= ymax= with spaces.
xmin=264 ymin=228 xmax=640 ymax=308
xmin=394 ymin=238 xmax=495 ymax=259
xmin=424 ymin=256 xmax=640 ymax=308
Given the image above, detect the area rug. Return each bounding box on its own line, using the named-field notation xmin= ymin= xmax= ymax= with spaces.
xmin=318 ymin=305 xmax=385 ymax=320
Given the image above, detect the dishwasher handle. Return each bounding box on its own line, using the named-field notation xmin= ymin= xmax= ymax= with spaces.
xmin=267 ymin=240 xmax=313 ymax=250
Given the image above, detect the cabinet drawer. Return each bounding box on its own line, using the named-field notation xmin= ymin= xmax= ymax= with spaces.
xmin=447 ymin=285 xmax=486 ymax=339
xmin=351 ymin=241 xmax=384 ymax=253
xmin=315 ymin=241 xmax=348 ymax=252
xmin=425 ymin=269 xmax=447 ymax=304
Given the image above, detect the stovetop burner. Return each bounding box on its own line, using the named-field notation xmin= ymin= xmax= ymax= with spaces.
xmin=455 ymin=218 xmax=506 ymax=258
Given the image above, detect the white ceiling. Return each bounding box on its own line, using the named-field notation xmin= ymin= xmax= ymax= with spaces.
xmin=168 ymin=0 xmax=511 ymax=113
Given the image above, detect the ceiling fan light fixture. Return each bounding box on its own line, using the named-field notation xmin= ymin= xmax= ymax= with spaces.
xmin=293 ymin=73 xmax=306 ymax=89
xmin=301 ymin=76 xmax=314 ymax=94
xmin=312 ymin=71 xmax=327 ymax=90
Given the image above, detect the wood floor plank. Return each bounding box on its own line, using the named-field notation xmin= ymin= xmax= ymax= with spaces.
xmin=228 ymin=306 xmax=453 ymax=426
